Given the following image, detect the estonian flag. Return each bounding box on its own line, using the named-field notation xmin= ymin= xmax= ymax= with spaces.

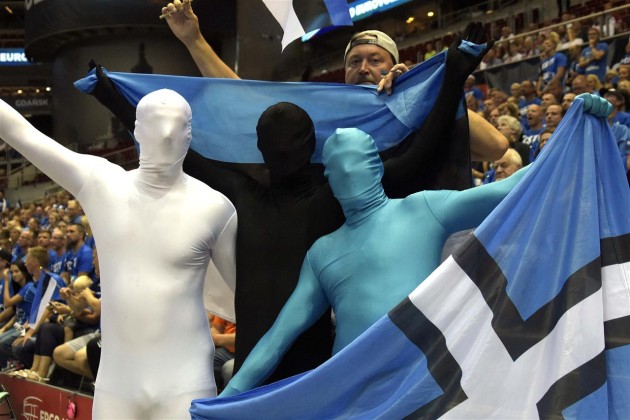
xmin=188 ymin=100 xmax=630 ymax=417
xmin=262 ymin=0 xmax=353 ymax=49
xmin=74 ymin=52 xmax=464 ymax=166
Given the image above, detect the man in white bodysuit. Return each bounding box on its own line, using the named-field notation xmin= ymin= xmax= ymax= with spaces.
xmin=0 ymin=89 xmax=237 ymax=419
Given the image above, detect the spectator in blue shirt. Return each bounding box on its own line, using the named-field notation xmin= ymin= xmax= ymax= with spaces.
xmin=537 ymin=36 xmax=567 ymax=94
xmin=578 ymin=27 xmax=608 ymax=83
xmin=60 ymin=223 xmax=94 ymax=285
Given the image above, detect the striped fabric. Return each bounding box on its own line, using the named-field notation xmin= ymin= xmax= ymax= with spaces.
xmin=189 ymin=99 xmax=630 ymax=418
xmin=262 ymin=0 xmax=352 ymax=49
xmin=74 ymin=52 xmax=461 ymax=164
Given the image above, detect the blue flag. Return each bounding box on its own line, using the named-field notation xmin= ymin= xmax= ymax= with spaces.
xmin=74 ymin=52 xmax=464 ymax=165
xmin=189 ymin=99 xmax=630 ymax=418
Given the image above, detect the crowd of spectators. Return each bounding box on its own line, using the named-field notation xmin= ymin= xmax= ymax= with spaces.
xmin=436 ymin=1 xmax=630 ymax=185
xmin=0 ymin=0 xmax=627 ymax=400
xmin=467 ymin=25 xmax=630 ymax=185
xmin=311 ymin=2 xmax=630 ymax=184
xmin=312 ymin=1 xmax=630 ymax=85
xmin=0 ymin=191 xmax=100 ymax=389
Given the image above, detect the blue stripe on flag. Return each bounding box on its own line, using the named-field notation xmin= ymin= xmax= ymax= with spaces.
xmin=474 ymin=99 xmax=628 ymax=319
xmin=604 ymin=346 xmax=630 ymax=417
xmin=453 ymin=234 xmax=602 ymax=360
xmin=562 ymin=381 xmax=609 ymax=419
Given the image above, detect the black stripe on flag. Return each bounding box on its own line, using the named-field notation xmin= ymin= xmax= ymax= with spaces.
xmin=536 ymin=351 xmax=607 ymax=418
xmin=600 ymin=233 xmax=630 ymax=350
xmin=453 ymin=235 xmax=603 ymax=361
xmin=600 ymin=232 xmax=630 ymax=267
xmin=388 ymin=233 xmax=628 ymax=418
xmin=388 ymin=298 xmax=468 ymax=419
xmin=292 ymin=0 xmax=333 ymax=33
xmin=605 ymin=315 xmax=630 ymax=349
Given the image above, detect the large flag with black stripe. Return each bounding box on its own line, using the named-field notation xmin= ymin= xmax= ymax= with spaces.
xmin=262 ymin=0 xmax=353 ymax=49
xmin=189 ymin=100 xmax=630 ymax=417
xmin=74 ymin=52 xmax=462 ymax=166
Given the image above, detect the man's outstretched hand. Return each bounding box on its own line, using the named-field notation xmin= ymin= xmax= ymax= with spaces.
xmin=445 ymin=21 xmax=495 ymax=84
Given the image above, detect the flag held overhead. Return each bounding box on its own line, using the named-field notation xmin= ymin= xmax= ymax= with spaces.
xmin=74 ymin=52 xmax=458 ymax=164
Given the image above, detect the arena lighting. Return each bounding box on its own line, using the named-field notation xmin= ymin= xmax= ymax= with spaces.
xmin=16 ymin=89 xmax=23 ymax=95
xmin=427 ymin=11 xmax=434 ymax=17
xmin=406 ymin=16 xmax=415 ymax=24
xmin=45 ymin=87 xmax=51 ymax=92
xmin=4 ymin=6 xmax=13 ymax=14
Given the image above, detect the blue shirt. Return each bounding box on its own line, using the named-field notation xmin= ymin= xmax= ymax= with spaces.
xmin=522 ymin=128 xmax=542 ymax=163
xmin=612 ymin=112 xmax=630 ymax=128
xmin=465 ymin=87 xmax=484 ymax=108
xmin=611 ymin=123 xmax=630 ymax=170
xmin=16 ymin=282 xmax=36 ymax=325
xmin=62 ymin=243 xmax=94 ymax=281
xmin=48 ymin=250 xmax=64 ymax=274
xmin=540 ymin=52 xmax=567 ymax=90
xmin=11 ymin=244 xmax=25 ymax=263
xmin=580 ymin=42 xmax=608 ymax=81
xmin=519 ymin=97 xmax=542 ymax=123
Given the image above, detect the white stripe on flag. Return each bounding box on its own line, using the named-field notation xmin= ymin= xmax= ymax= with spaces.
xmin=262 ymin=0 xmax=306 ymax=50
xmin=407 ymin=256 xmax=606 ymax=418
xmin=603 ymin=261 xmax=630 ymax=322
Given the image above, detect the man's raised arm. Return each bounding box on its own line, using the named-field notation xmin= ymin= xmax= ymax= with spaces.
xmin=162 ymin=0 xmax=239 ymax=79
xmin=0 ymin=100 xmax=98 ymax=197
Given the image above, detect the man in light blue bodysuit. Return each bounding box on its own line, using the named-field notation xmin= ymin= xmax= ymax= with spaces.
xmin=220 ymin=94 xmax=613 ymax=397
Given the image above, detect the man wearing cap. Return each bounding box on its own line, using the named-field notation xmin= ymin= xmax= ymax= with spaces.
xmin=340 ymin=27 xmax=506 ymax=162
xmin=341 ymin=26 xmax=504 ymax=189
xmin=161 ymin=0 xmax=508 ymax=164
xmin=343 ymin=29 xmax=401 ymax=92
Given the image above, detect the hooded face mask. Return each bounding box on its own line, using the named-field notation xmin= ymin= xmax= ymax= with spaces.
xmin=134 ymin=89 xmax=192 ymax=169
xmin=256 ymin=102 xmax=315 ymax=179
xmin=323 ymin=128 xmax=387 ymax=223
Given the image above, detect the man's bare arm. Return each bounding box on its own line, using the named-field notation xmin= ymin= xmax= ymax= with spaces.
xmin=162 ymin=0 xmax=239 ymax=79
xmin=468 ymin=110 xmax=509 ymax=162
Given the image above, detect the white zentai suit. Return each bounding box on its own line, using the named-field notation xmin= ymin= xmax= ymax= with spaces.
xmin=0 ymin=90 xmax=237 ymax=419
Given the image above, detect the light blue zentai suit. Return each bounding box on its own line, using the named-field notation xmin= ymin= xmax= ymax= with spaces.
xmin=222 ymin=128 xmax=528 ymax=396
